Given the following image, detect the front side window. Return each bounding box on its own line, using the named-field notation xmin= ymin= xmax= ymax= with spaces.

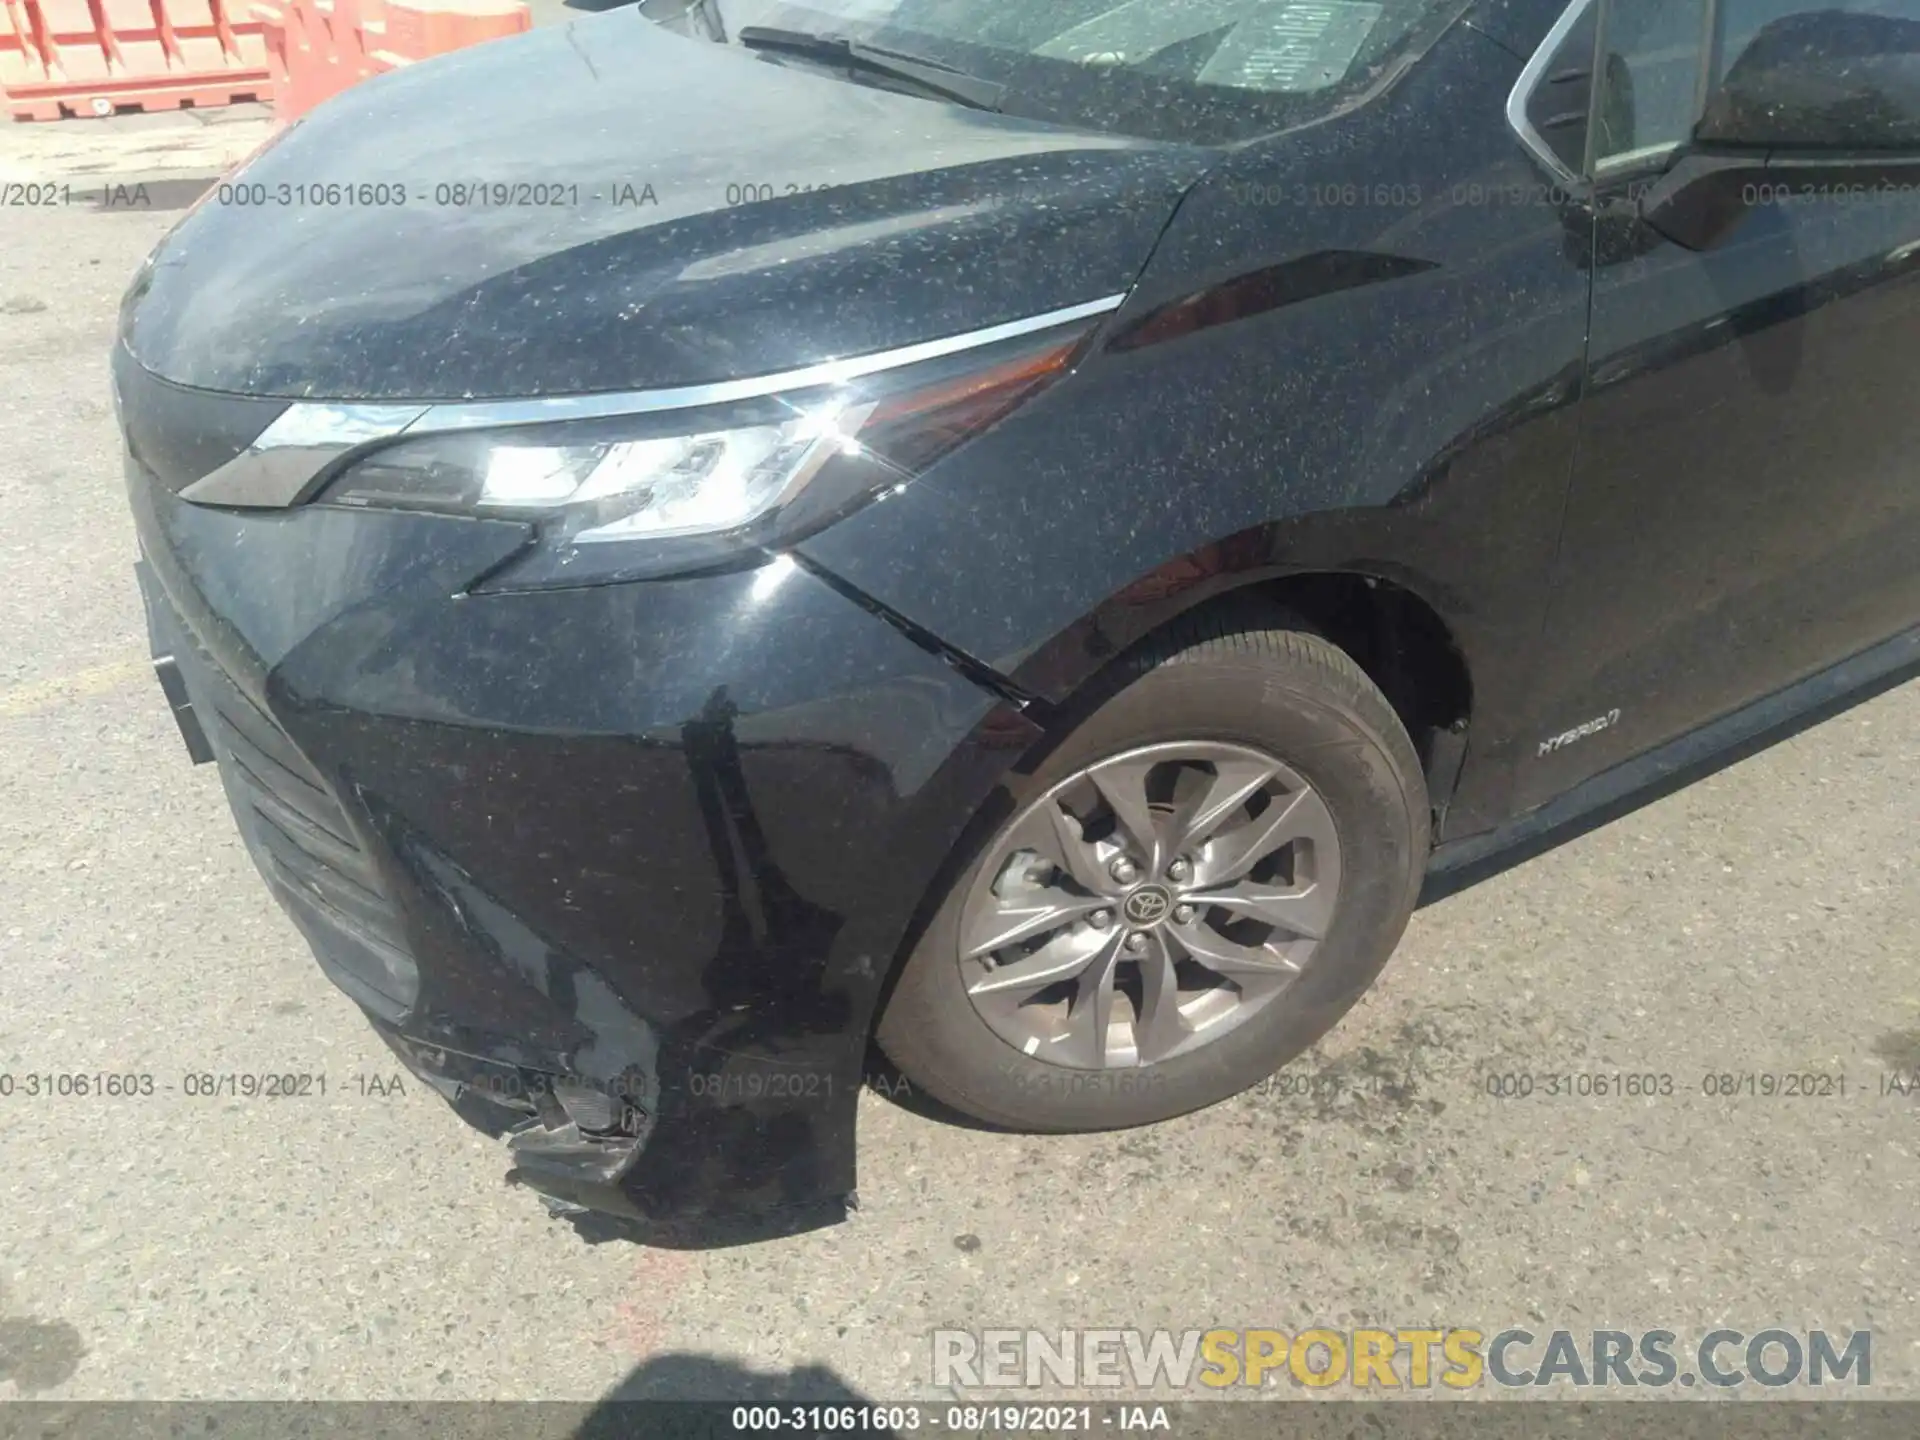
xmin=1583 ymin=0 xmax=1920 ymax=169
xmin=692 ymin=0 xmax=1470 ymax=144
xmin=1700 ymin=0 xmax=1920 ymax=149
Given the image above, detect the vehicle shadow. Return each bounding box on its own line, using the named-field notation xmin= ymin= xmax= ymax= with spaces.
xmin=577 ymin=1352 xmax=904 ymax=1436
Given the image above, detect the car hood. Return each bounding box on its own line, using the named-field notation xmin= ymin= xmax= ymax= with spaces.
xmin=122 ymin=12 xmax=1216 ymax=401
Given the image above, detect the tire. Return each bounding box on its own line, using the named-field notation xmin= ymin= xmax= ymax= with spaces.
xmin=876 ymin=608 xmax=1430 ymax=1131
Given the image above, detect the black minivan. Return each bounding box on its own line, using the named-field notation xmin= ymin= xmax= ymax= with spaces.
xmin=116 ymin=0 xmax=1920 ymax=1238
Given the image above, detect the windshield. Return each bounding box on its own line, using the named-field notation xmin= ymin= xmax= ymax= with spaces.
xmin=685 ymin=0 xmax=1469 ymax=145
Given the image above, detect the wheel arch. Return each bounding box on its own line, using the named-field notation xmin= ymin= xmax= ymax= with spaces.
xmin=861 ymin=549 xmax=1476 ymax=1079
xmin=1001 ymin=527 xmax=1478 ymax=824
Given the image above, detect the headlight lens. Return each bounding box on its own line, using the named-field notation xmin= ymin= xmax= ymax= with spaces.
xmin=317 ymin=321 xmax=1091 ymax=589
xmin=325 ymin=400 xmax=876 ymax=543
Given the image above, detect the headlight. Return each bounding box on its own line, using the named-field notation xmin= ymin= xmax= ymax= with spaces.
xmin=326 ymin=399 xmax=878 ymax=547
xmin=316 ymin=320 xmax=1093 ymax=589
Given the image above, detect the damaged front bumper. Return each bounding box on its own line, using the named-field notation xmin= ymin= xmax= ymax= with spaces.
xmin=371 ymin=1026 xmax=650 ymax=1206
xmin=370 ymin=1027 xmax=858 ymax=1244
xmin=126 ymin=445 xmax=1032 ymax=1244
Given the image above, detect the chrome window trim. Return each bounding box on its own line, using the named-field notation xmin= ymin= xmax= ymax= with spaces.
xmin=1503 ymin=0 xmax=1599 ymax=187
xmin=177 ymin=293 xmax=1129 ymax=509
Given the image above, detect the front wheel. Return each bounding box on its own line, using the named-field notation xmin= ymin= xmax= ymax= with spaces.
xmin=876 ymin=613 xmax=1430 ymax=1131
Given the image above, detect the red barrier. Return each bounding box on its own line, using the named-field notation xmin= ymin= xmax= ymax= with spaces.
xmin=253 ymin=0 xmax=526 ymax=122
xmin=0 ymin=0 xmax=270 ymax=120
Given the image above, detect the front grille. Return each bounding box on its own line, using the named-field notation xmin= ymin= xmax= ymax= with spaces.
xmin=144 ymin=572 xmax=420 ymax=1019
xmin=212 ymin=683 xmax=415 ymax=967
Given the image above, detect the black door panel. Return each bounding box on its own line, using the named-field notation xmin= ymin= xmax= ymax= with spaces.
xmin=1520 ymin=8 xmax=1920 ymax=808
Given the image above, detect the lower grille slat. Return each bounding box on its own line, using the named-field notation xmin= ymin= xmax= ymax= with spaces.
xmin=223 ymin=746 xmax=362 ymax=854
xmin=212 ymin=696 xmax=331 ymax=798
xmin=144 ymin=572 xmax=421 ymax=1019
xmin=252 ymin=811 xmax=406 ymax=941
xmin=258 ymin=850 xmax=415 ymax=970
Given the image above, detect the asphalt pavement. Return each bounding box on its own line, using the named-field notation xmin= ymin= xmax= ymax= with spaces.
xmin=2 ymin=191 xmax=1917 ymax=1407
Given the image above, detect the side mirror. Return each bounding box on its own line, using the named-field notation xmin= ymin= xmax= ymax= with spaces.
xmin=1633 ymin=152 xmax=1766 ymax=252
xmin=1635 ymin=10 xmax=1920 ymax=252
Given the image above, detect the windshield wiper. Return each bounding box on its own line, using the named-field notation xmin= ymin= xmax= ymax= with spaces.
xmin=736 ymin=25 xmax=1005 ymax=111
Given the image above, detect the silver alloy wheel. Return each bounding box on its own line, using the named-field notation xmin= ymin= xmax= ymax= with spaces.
xmin=958 ymin=741 xmax=1344 ymax=1070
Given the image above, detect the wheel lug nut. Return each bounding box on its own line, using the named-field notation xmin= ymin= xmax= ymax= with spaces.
xmin=1109 ymin=857 xmax=1139 ymax=885
xmin=1124 ymin=932 xmax=1150 ymax=954
xmin=1090 ymin=909 xmax=1114 ymax=930
xmin=1167 ymin=857 xmax=1192 ymax=882
xmin=1174 ymin=904 xmax=1195 ymax=925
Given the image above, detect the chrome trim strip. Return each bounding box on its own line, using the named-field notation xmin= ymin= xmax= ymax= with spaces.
xmin=1503 ymin=0 xmax=1597 ymax=188
xmin=407 ymin=293 xmax=1128 ymax=431
xmin=176 ymin=293 xmax=1129 ymax=509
